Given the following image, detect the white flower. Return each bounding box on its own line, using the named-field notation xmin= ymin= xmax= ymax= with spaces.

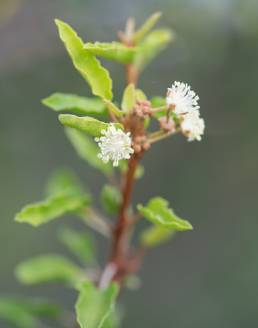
xmin=95 ymin=124 xmax=134 ymax=167
xmin=181 ymin=111 xmax=205 ymax=142
xmin=166 ymin=81 xmax=200 ymax=115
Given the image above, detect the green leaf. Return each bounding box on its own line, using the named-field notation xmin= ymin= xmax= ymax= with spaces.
xmin=16 ymin=254 xmax=84 ymax=286
xmin=45 ymin=168 xmax=84 ymax=197
xmin=119 ymin=161 xmax=144 ymax=179
xmin=151 ymin=97 xmax=170 ymax=119
xmin=84 ymin=42 xmax=136 ymax=64
xmin=65 ymin=127 xmax=113 ymax=175
xmin=42 ymin=93 xmax=106 ymax=116
xmin=0 ymin=298 xmax=37 ymax=328
xmin=59 ymin=114 xmax=123 ymax=137
xmin=101 ymin=309 xmax=121 ymax=328
xmin=55 ymin=19 xmax=113 ymax=100
xmin=125 ymin=275 xmax=141 ymax=290
xmin=151 ymin=96 xmax=166 ymax=107
xmin=134 ymin=29 xmax=173 ymax=71
xmin=16 ymin=166 xmax=91 ymax=227
xmin=76 ymin=282 xmax=119 ymax=328
xmin=0 ymin=297 xmax=61 ymax=328
xmin=104 ymin=100 xmax=123 ymax=118
xmin=0 ymin=297 xmax=60 ymax=319
xmin=58 ymin=227 xmax=96 ymax=264
xmin=121 ymin=84 xmax=136 ymax=112
xmin=135 ymin=164 xmax=145 ymax=179
xmin=141 ymin=225 xmax=176 ymax=248
xmin=101 ymin=185 xmax=121 ymax=215
xmin=135 ymin=89 xmax=147 ymax=101
xmin=137 ymin=197 xmax=193 ymax=231
xmin=15 ymin=192 xmax=90 ymax=227
xmin=20 ymin=298 xmax=61 ymax=318
xmin=133 ymin=12 xmax=162 ymax=43
xmin=78 ymin=208 xmax=111 ymax=238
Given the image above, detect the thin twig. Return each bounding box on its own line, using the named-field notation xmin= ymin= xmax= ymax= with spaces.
xmin=148 ymin=130 xmax=175 ymax=144
xmin=110 ymin=154 xmax=140 ymax=262
xmin=98 ymin=25 xmax=144 ymax=287
xmin=108 ymin=108 xmax=118 ymax=122
xmin=99 ymin=263 xmax=117 ymax=289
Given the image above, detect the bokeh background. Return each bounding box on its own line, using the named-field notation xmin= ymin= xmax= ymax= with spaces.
xmin=1 ymin=0 xmax=258 ymax=327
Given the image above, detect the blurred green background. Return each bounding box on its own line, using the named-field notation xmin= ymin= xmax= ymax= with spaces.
xmin=1 ymin=0 xmax=258 ymax=327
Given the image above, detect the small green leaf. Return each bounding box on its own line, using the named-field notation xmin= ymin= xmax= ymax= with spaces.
xmin=135 ymin=164 xmax=145 ymax=179
xmin=0 ymin=298 xmax=37 ymax=328
xmin=78 ymin=208 xmax=111 ymax=238
xmin=59 ymin=115 xmax=107 ymax=137
xmin=65 ymin=128 xmax=113 ymax=175
xmin=101 ymin=310 xmax=120 ymax=328
xmin=45 ymin=168 xmax=84 ymax=197
xmin=15 ymin=192 xmax=90 ymax=227
xmin=125 ymin=275 xmax=141 ymax=290
xmin=136 ymin=89 xmax=147 ymax=101
xmin=144 ymin=117 xmax=150 ymax=129
xmin=59 ymin=114 xmax=123 ymax=137
xmin=101 ymin=185 xmax=122 ymax=215
xmin=119 ymin=161 xmax=144 ymax=179
xmin=76 ymin=281 xmax=119 ymax=328
xmin=16 ymin=254 xmax=83 ymax=286
xmin=151 ymin=97 xmax=170 ymax=118
xmin=133 ymin=12 xmax=162 ymax=43
xmin=58 ymin=227 xmax=96 ymax=264
xmin=84 ymin=42 xmax=137 ymax=64
xmin=151 ymin=96 xmax=166 ymax=107
xmin=141 ymin=225 xmax=176 ymax=248
xmin=121 ymin=84 xmax=136 ymax=112
xmin=104 ymin=100 xmax=123 ymax=118
xmin=0 ymin=297 xmax=60 ymax=319
xmin=55 ymin=19 xmax=113 ymax=100
xmin=0 ymin=297 xmax=61 ymax=328
xmin=138 ymin=197 xmax=193 ymax=231
xmin=20 ymin=299 xmax=61 ymax=318
xmin=42 ymin=93 xmax=106 ymax=116
xmin=134 ymin=29 xmax=173 ymax=71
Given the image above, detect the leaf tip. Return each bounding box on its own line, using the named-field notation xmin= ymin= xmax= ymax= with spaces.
xmin=54 ymin=18 xmax=63 ymax=27
xmin=41 ymin=97 xmax=49 ymax=107
xmin=14 ymin=213 xmax=38 ymax=227
xmin=188 ymin=222 xmax=194 ymax=230
xmin=14 ymin=214 xmax=21 ymax=223
xmin=153 ymin=11 xmax=162 ymax=19
xmin=58 ymin=113 xmax=69 ymax=124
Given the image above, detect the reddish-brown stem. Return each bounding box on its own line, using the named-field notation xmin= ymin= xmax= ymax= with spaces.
xmin=110 ymin=154 xmax=139 ymax=263
xmin=125 ymin=63 xmax=139 ymax=85
xmin=99 ymin=154 xmax=141 ymax=288
xmin=99 ymin=25 xmax=142 ymax=288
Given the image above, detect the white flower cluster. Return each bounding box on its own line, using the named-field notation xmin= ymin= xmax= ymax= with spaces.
xmin=166 ymin=81 xmax=205 ymax=141
xmin=95 ymin=124 xmax=134 ymax=167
